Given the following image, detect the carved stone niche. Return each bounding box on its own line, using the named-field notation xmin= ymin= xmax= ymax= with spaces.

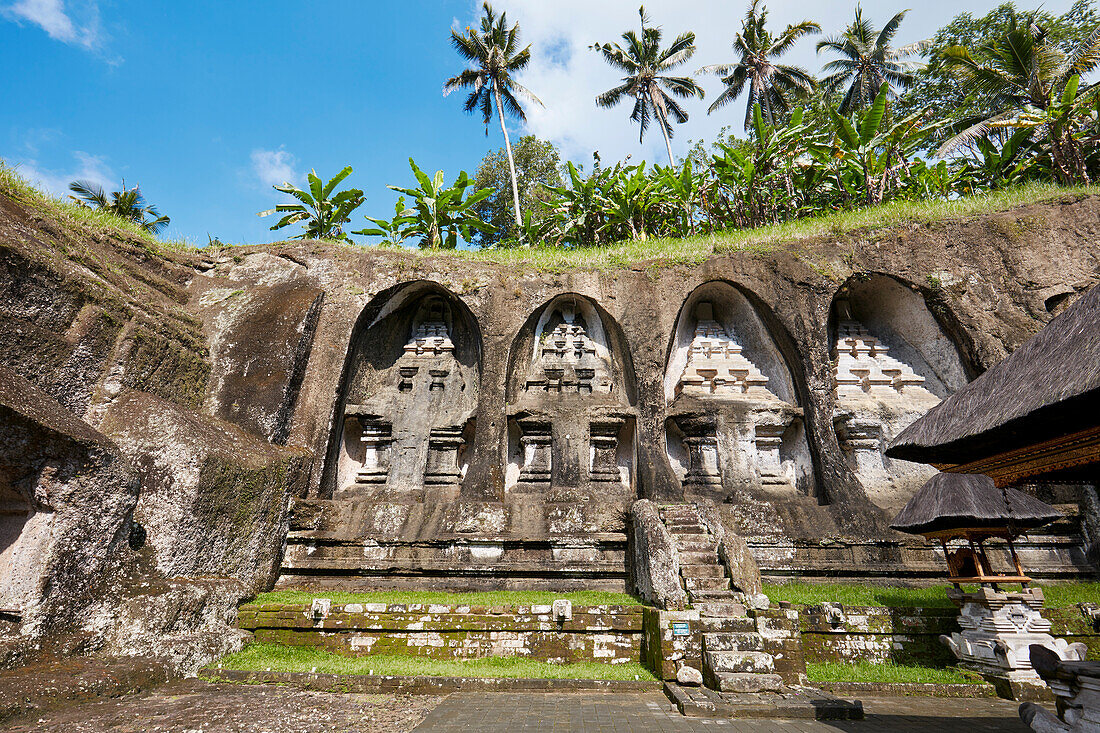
xmin=524 ymin=302 xmax=614 ymax=396
xmin=333 ymin=290 xmax=479 ymax=499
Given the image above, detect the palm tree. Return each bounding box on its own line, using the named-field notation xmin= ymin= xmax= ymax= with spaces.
xmin=816 ymin=7 xmax=928 ymax=114
xmin=699 ymin=0 xmax=820 ymax=130
xmin=937 ymin=10 xmax=1100 ymax=184
xmin=445 ymin=3 xmax=543 ymax=229
xmin=68 ymin=180 xmax=170 ymax=235
xmin=592 ymin=6 xmax=705 ymax=166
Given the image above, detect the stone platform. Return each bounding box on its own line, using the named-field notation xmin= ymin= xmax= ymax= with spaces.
xmin=665 ymin=681 xmax=864 ymax=720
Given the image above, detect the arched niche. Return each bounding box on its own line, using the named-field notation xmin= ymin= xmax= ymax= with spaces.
xmin=831 ymin=275 xmax=968 ymax=398
xmin=828 ymin=274 xmax=969 ymax=511
xmin=324 ymin=281 xmax=482 ymax=501
xmin=663 ymin=281 xmax=813 ymax=501
xmin=503 ymin=294 xmax=637 ymax=498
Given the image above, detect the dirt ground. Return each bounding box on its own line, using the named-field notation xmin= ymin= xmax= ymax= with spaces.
xmin=1 ymin=678 xmax=442 ymax=733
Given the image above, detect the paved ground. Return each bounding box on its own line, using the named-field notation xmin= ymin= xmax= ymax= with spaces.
xmin=1 ymin=682 xmax=1038 ymax=732
xmin=411 ymin=692 xmax=1032 ymax=733
xmin=2 ymin=679 xmax=442 ymax=733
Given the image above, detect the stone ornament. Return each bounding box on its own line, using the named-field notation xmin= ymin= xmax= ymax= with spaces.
xmin=676 ymin=302 xmax=777 ymax=400
xmin=526 ymin=304 xmax=612 ymax=394
xmin=833 ymin=321 xmax=931 ymax=400
xmin=940 ymin=587 xmax=1087 ymax=698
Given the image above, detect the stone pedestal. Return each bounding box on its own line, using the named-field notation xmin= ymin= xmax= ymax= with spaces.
xmin=754 ymin=420 xmax=792 ymax=488
xmin=355 ymin=420 xmax=392 ymax=486
xmin=424 ymin=426 xmax=464 ymax=489
xmin=516 ymin=420 xmax=552 ymax=491
xmin=589 ymin=420 xmax=624 ymax=490
xmin=941 ymin=587 xmax=1087 ymax=700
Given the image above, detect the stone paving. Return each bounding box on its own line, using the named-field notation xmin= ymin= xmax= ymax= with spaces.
xmin=0 ymin=681 xmax=1039 ymax=733
xmin=411 ymin=692 xmax=1032 ymax=733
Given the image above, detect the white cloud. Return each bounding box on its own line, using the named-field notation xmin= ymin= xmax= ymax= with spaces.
xmin=467 ymin=0 xmax=1078 ymax=166
xmin=15 ymin=150 xmax=114 ymax=197
xmin=251 ymin=147 xmax=298 ymax=190
xmin=3 ymin=0 xmax=101 ymax=50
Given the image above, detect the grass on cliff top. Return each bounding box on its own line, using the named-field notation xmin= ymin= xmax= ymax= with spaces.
xmin=208 ymin=642 xmax=657 ymax=681
xmin=441 ymin=182 xmax=1097 ymax=271
xmin=806 ymin=661 xmax=984 ymax=685
xmin=0 ymin=159 xmax=191 ymax=254
xmin=763 ymin=582 xmax=1100 ymax=609
xmin=251 ymin=589 xmax=640 ymax=608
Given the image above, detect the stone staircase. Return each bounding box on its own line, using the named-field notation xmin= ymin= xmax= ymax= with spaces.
xmin=657 ymin=504 xmax=783 ymax=693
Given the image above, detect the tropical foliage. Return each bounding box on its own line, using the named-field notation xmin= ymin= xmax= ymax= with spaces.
xmin=67 ymin=180 xmax=171 ymax=235
xmin=445 ymin=2 xmax=542 ymax=228
xmin=258 ymin=167 xmax=364 ymax=241
xmin=364 ymin=159 xmax=494 ymax=250
xmin=592 ymin=6 xmax=705 ymax=165
xmin=700 ymin=0 xmax=820 ymax=128
xmin=471 ymin=135 xmax=562 ymax=246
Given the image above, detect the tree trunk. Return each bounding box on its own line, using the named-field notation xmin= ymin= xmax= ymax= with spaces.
xmin=650 ymin=88 xmax=676 ymax=167
xmin=494 ymin=81 xmax=524 ymax=230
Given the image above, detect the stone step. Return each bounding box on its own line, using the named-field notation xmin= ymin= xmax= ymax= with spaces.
xmin=679 ymin=551 xmax=721 ymax=566
xmin=703 ymin=632 xmax=764 ymax=653
xmin=688 ymin=589 xmax=740 ymax=601
xmin=711 ymin=672 xmax=785 ymax=693
xmin=698 ymin=615 xmax=756 ymax=632
xmin=694 ymin=601 xmax=748 ymax=618
xmin=666 ymin=523 xmax=707 ymax=535
xmin=705 ymin=650 xmax=776 ymax=674
xmin=680 ymin=564 xmax=726 ymax=578
xmin=674 ymin=538 xmax=718 ymax=553
xmin=684 ymin=576 xmax=730 ymax=592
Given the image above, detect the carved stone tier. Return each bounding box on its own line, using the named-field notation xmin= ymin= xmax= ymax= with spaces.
xmin=589 ymin=419 xmax=625 ymax=489
xmin=525 ymin=304 xmax=612 ymax=395
xmin=941 ymin=586 xmax=1087 ymax=699
xmin=676 ymin=302 xmax=777 ymax=400
xmin=355 ymin=419 xmax=392 ymax=486
xmin=515 ymin=419 xmax=552 ymax=491
xmin=834 ymin=321 xmax=931 ymax=400
xmin=672 ymin=416 xmax=723 ymax=492
xmin=404 ymin=299 xmax=454 ymax=356
xmin=424 ymin=426 xmax=465 ymax=488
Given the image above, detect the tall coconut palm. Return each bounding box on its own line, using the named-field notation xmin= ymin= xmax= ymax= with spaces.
xmin=445 ymin=3 xmax=543 ymax=229
xmin=816 ymin=7 xmax=928 ymax=114
xmin=699 ymin=0 xmax=820 ymax=130
xmin=937 ymin=10 xmax=1100 ymax=183
xmin=68 ymin=180 xmax=170 ymax=235
xmin=592 ymin=6 xmax=705 ymax=166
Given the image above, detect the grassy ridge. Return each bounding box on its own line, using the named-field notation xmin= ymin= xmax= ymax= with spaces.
xmin=252 ymin=589 xmax=639 ymax=607
xmin=807 ymin=661 xmax=984 ymax=685
xmin=5 ymin=158 xmax=1095 ymax=270
xmin=763 ymin=582 xmax=1100 ymax=608
xmin=210 ymin=643 xmax=657 ymax=681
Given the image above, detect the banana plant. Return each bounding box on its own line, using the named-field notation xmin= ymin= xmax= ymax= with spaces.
xmin=539 ymin=162 xmax=615 ymax=247
xmin=652 ymin=160 xmax=705 ymax=236
xmin=989 ymin=75 xmax=1100 ymax=185
xmin=353 ymin=196 xmax=417 ymax=246
xmin=388 ymin=158 xmax=495 ymax=250
xmin=258 ymin=166 xmax=364 ymax=241
xmin=825 ymin=85 xmax=938 ymax=205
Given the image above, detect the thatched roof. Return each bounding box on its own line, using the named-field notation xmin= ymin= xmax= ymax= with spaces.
xmin=890 ymin=472 xmax=1062 ymax=536
xmin=887 ymin=284 xmax=1100 ymax=465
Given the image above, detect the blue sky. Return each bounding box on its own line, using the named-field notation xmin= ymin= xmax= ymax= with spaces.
xmin=0 ymin=0 xmax=1082 ymax=245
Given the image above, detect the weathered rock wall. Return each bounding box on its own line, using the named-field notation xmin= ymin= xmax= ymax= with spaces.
xmin=1 ymin=190 xmax=1099 ymax=672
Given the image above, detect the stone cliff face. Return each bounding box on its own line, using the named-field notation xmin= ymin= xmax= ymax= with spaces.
xmin=0 ymin=191 xmax=1097 ymax=672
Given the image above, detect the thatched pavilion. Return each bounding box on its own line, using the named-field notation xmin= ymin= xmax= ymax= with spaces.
xmin=887 ymin=284 xmax=1100 ymax=488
